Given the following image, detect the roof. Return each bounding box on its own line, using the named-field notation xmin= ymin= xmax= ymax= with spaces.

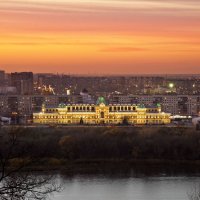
xmin=96 ymin=97 xmax=106 ymax=105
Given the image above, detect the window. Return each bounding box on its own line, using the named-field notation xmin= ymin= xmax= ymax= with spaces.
xmin=101 ymin=112 xmax=104 ymax=118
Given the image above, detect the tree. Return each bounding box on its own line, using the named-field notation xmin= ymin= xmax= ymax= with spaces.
xmin=122 ymin=117 xmax=129 ymax=126
xmin=80 ymin=118 xmax=84 ymax=125
xmin=188 ymin=185 xmax=200 ymax=200
xmin=0 ymin=128 xmax=61 ymax=200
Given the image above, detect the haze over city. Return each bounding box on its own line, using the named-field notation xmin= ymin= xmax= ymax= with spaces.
xmin=1 ymin=0 xmax=200 ymax=74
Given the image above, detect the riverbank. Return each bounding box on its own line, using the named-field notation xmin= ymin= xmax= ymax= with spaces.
xmin=17 ymin=158 xmax=200 ymax=176
xmin=1 ymin=126 xmax=200 ymax=175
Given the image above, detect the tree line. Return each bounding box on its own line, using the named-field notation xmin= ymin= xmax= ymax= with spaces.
xmin=0 ymin=127 xmax=199 ymax=162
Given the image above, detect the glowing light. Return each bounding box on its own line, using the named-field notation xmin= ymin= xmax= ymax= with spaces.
xmin=169 ymin=83 xmax=174 ymax=88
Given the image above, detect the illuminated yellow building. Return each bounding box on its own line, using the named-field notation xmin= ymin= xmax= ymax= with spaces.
xmin=33 ymin=97 xmax=171 ymax=125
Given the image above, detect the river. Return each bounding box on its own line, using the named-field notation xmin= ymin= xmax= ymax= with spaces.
xmin=51 ymin=175 xmax=200 ymax=200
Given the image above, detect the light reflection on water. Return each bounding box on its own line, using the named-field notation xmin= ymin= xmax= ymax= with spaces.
xmin=51 ymin=175 xmax=200 ymax=200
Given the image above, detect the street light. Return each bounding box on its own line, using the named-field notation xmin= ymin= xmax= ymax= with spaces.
xmin=169 ymin=83 xmax=174 ymax=88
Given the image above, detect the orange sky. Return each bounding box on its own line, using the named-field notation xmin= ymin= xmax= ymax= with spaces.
xmin=0 ymin=0 xmax=200 ymax=74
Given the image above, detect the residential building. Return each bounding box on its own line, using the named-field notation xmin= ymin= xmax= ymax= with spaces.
xmin=11 ymin=72 xmax=33 ymax=95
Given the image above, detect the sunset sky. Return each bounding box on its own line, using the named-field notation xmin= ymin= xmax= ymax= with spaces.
xmin=0 ymin=0 xmax=200 ymax=74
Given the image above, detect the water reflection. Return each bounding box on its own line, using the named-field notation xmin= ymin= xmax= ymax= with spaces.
xmin=3 ymin=165 xmax=198 ymax=200
xmin=61 ymin=162 xmax=200 ymax=178
xmin=53 ymin=174 xmax=200 ymax=200
xmin=47 ymin=164 xmax=200 ymax=200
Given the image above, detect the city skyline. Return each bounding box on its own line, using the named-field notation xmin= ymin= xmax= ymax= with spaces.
xmin=0 ymin=0 xmax=200 ymax=74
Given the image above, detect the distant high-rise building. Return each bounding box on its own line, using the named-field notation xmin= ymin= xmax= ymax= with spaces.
xmin=0 ymin=70 xmax=5 ymax=86
xmin=11 ymin=72 xmax=33 ymax=95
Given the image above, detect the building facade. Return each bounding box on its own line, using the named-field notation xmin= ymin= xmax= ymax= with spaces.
xmin=33 ymin=97 xmax=171 ymax=125
xmin=0 ymin=70 xmax=5 ymax=86
xmin=1 ymin=94 xmax=200 ymax=120
xmin=11 ymin=72 xmax=33 ymax=95
xmin=110 ymin=95 xmax=200 ymax=116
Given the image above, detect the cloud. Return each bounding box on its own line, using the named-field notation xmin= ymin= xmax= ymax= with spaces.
xmin=100 ymin=47 xmax=147 ymax=52
xmin=0 ymin=41 xmax=127 ymax=46
xmin=1 ymin=0 xmax=200 ymax=35
xmin=1 ymin=0 xmax=200 ymax=14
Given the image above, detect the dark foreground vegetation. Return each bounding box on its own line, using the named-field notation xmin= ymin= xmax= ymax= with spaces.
xmin=0 ymin=127 xmax=200 ymax=200
xmin=1 ymin=126 xmax=200 ymax=199
xmin=1 ymin=126 xmax=200 ymax=170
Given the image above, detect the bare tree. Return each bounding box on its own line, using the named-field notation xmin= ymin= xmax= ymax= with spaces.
xmin=0 ymin=128 xmax=62 ymax=200
xmin=188 ymin=185 xmax=200 ymax=200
